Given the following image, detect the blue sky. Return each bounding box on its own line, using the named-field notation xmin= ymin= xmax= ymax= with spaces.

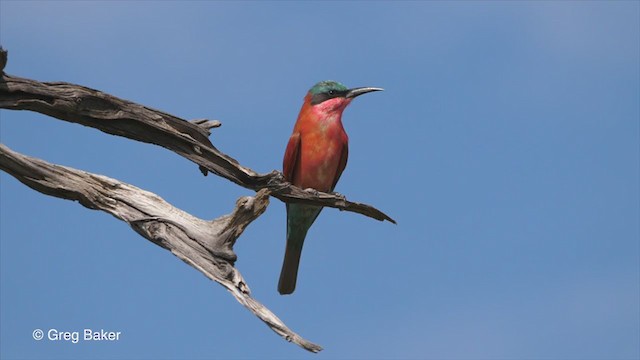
xmin=1 ymin=1 xmax=638 ymax=359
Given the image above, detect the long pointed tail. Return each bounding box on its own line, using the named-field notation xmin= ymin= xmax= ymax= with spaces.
xmin=278 ymin=234 xmax=304 ymax=295
xmin=278 ymin=204 xmax=321 ymax=295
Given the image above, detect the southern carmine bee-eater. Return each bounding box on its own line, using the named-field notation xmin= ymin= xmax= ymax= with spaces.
xmin=279 ymin=80 xmax=383 ymax=295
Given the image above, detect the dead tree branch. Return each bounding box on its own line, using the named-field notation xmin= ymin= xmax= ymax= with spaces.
xmin=0 ymin=49 xmax=395 ymax=224
xmin=0 ymin=47 xmax=395 ymax=352
xmin=0 ymin=143 xmax=323 ymax=353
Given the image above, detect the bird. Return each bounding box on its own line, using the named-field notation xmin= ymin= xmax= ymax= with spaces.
xmin=279 ymin=80 xmax=383 ymax=295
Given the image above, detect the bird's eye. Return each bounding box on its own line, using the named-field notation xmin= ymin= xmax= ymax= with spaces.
xmin=328 ymin=90 xmax=335 ymax=96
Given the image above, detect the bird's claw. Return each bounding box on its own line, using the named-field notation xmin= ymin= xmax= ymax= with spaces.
xmin=303 ymin=188 xmax=320 ymax=197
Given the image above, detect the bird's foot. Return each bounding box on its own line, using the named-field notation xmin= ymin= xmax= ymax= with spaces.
xmin=303 ymin=188 xmax=320 ymax=197
xmin=331 ymin=191 xmax=347 ymax=202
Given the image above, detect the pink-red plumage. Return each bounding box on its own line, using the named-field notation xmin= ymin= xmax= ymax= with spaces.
xmin=283 ymin=94 xmax=350 ymax=192
xmin=279 ymin=82 xmax=381 ymax=294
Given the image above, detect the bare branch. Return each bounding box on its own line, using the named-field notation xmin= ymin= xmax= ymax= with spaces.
xmin=0 ymin=49 xmax=395 ymax=224
xmin=0 ymin=143 xmax=323 ymax=353
xmin=0 ymin=48 xmax=394 ymax=352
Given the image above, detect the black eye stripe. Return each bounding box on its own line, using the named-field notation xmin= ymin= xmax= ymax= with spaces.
xmin=310 ymin=89 xmax=348 ymax=105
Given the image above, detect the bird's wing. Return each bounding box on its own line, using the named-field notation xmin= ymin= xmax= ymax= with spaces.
xmin=283 ymin=132 xmax=301 ymax=182
xmin=331 ymin=142 xmax=348 ymax=191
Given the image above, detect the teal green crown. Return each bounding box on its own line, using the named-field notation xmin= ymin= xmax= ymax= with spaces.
xmin=309 ymin=80 xmax=348 ymax=95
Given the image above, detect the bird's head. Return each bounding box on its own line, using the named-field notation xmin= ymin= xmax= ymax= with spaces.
xmin=306 ymin=80 xmax=383 ymax=115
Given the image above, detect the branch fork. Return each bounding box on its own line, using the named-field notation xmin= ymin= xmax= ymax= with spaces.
xmin=0 ymin=47 xmax=393 ymax=353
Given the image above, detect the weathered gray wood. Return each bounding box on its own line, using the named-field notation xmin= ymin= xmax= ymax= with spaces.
xmin=0 ymin=48 xmax=395 ymax=224
xmin=0 ymin=47 xmax=396 ymax=352
xmin=0 ymin=143 xmax=323 ymax=353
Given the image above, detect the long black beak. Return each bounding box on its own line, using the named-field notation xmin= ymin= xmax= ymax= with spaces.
xmin=345 ymin=86 xmax=384 ymax=99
